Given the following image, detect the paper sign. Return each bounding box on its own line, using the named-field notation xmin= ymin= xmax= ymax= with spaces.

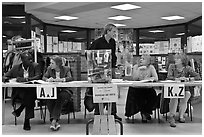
xmin=36 ymin=85 xmax=57 ymax=99
xmin=93 ymin=84 xmax=118 ymax=103
xmin=164 ymin=84 xmax=185 ymax=98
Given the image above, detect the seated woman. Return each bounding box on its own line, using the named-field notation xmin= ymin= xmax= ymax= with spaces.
xmin=125 ymin=54 xmax=158 ymax=123
xmin=167 ymin=53 xmax=201 ymax=128
xmin=43 ymin=56 xmax=73 ymax=131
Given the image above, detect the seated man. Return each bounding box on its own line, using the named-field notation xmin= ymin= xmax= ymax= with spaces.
xmin=2 ymin=51 xmax=41 ymax=130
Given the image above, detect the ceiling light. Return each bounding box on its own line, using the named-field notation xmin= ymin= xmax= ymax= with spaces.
xmin=108 ymin=15 xmax=132 ymax=21
xmin=8 ymin=16 xmax=25 ymax=19
xmin=54 ymin=15 xmax=78 ymax=21
xmin=114 ymin=24 xmax=126 ymax=27
xmin=21 ymin=21 xmax=26 ymax=24
xmin=149 ymin=30 xmax=164 ymax=33
xmin=61 ymin=30 xmax=77 ymax=33
xmin=111 ymin=4 xmax=141 ymax=11
xmin=3 ymin=35 xmax=6 ymax=38
xmin=75 ymin=38 xmax=84 ymax=40
xmin=4 ymin=21 xmax=11 ymax=24
xmin=161 ymin=16 xmax=185 ymax=21
xmin=176 ymin=33 xmax=185 ymax=36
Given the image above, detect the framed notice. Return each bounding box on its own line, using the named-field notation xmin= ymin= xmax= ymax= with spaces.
xmin=93 ymin=84 xmax=118 ymax=103
xmin=164 ymin=84 xmax=185 ymax=98
xmin=36 ymin=85 xmax=57 ymax=99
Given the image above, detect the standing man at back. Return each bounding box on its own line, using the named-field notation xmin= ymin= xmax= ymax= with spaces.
xmin=88 ymin=23 xmax=122 ymax=121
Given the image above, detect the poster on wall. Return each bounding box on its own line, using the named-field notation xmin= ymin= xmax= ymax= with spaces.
xmin=170 ymin=38 xmax=181 ymax=53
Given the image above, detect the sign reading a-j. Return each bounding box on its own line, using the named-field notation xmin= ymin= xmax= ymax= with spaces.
xmin=36 ymin=85 xmax=57 ymax=99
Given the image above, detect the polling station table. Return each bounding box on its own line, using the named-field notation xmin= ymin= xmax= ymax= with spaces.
xmin=2 ymin=80 xmax=202 ymax=125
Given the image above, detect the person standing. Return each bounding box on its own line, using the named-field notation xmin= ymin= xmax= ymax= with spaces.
xmin=2 ymin=51 xmax=41 ymax=130
xmin=86 ymin=23 xmax=122 ymax=121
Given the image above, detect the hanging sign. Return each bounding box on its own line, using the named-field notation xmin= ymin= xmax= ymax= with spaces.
xmin=93 ymin=84 xmax=118 ymax=103
xmin=36 ymin=85 xmax=57 ymax=99
xmin=164 ymin=84 xmax=185 ymax=98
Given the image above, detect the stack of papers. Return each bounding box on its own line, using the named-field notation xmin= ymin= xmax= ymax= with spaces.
xmin=159 ymin=80 xmax=176 ymax=83
xmin=112 ymin=79 xmax=124 ymax=83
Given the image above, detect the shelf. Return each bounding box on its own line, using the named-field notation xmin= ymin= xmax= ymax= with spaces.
xmin=186 ymin=52 xmax=202 ymax=55
xmin=12 ymin=39 xmax=35 ymax=44
xmin=43 ymin=52 xmax=81 ymax=55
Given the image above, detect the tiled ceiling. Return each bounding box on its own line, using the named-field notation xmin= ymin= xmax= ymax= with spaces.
xmin=24 ymin=2 xmax=202 ymax=29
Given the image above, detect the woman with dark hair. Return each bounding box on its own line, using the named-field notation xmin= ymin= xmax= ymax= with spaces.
xmin=167 ymin=53 xmax=201 ymax=127
xmin=125 ymin=54 xmax=158 ymax=123
xmin=43 ymin=56 xmax=73 ymax=131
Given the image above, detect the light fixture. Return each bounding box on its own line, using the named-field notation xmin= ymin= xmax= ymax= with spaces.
xmin=8 ymin=16 xmax=25 ymax=19
xmin=21 ymin=21 xmax=26 ymax=24
xmin=3 ymin=35 xmax=6 ymax=38
xmin=111 ymin=4 xmax=141 ymax=11
xmin=114 ymin=23 xmax=126 ymax=27
xmin=108 ymin=15 xmax=132 ymax=21
xmin=161 ymin=15 xmax=185 ymax=21
xmin=54 ymin=15 xmax=78 ymax=21
xmin=4 ymin=21 xmax=11 ymax=24
xmin=75 ymin=38 xmax=84 ymax=40
xmin=61 ymin=30 xmax=77 ymax=33
xmin=149 ymin=30 xmax=164 ymax=33
xmin=176 ymin=33 xmax=185 ymax=36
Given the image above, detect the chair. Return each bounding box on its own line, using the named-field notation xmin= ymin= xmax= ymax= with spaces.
xmin=131 ymin=93 xmax=161 ymax=123
xmin=84 ymin=88 xmax=95 ymax=119
xmin=160 ymin=95 xmax=193 ymax=122
xmin=61 ymin=98 xmax=76 ymax=123
xmin=12 ymin=98 xmax=47 ymax=125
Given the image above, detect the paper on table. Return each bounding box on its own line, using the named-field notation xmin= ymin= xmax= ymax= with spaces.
xmin=9 ymin=78 xmax=19 ymax=83
xmin=193 ymin=80 xmax=202 ymax=83
xmin=68 ymin=81 xmax=88 ymax=83
xmin=125 ymin=79 xmax=153 ymax=83
xmin=160 ymin=80 xmax=176 ymax=83
xmin=112 ymin=79 xmax=124 ymax=83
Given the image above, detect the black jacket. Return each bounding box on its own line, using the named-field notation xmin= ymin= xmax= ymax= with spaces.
xmin=89 ymin=36 xmax=117 ymax=68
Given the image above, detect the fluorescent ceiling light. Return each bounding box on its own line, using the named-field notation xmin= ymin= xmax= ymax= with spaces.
xmin=176 ymin=33 xmax=185 ymax=36
xmin=161 ymin=16 xmax=185 ymax=21
xmin=3 ymin=35 xmax=6 ymax=38
xmin=114 ymin=23 xmax=126 ymax=27
xmin=4 ymin=21 xmax=11 ymax=24
xmin=75 ymin=38 xmax=84 ymax=40
xmin=111 ymin=4 xmax=141 ymax=11
xmin=61 ymin=30 xmax=77 ymax=33
xmin=108 ymin=15 xmax=132 ymax=21
xmin=8 ymin=16 xmax=25 ymax=19
xmin=149 ymin=30 xmax=164 ymax=33
xmin=40 ymin=30 xmax=43 ymax=32
xmin=21 ymin=21 xmax=26 ymax=24
xmin=54 ymin=15 xmax=78 ymax=21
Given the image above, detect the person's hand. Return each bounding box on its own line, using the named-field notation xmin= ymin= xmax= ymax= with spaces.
xmin=46 ymin=77 xmax=54 ymax=82
xmin=2 ymin=77 xmax=9 ymax=83
xmin=55 ymin=78 xmax=63 ymax=82
xmin=180 ymin=77 xmax=189 ymax=82
xmin=175 ymin=77 xmax=188 ymax=82
xmin=138 ymin=66 xmax=147 ymax=70
xmin=16 ymin=77 xmax=27 ymax=82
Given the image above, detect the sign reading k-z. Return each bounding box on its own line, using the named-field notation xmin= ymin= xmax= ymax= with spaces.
xmin=164 ymin=84 xmax=185 ymax=98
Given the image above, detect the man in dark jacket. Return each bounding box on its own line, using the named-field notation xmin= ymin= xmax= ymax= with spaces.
xmin=3 ymin=51 xmax=41 ymax=130
xmin=88 ymin=23 xmax=122 ymax=121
